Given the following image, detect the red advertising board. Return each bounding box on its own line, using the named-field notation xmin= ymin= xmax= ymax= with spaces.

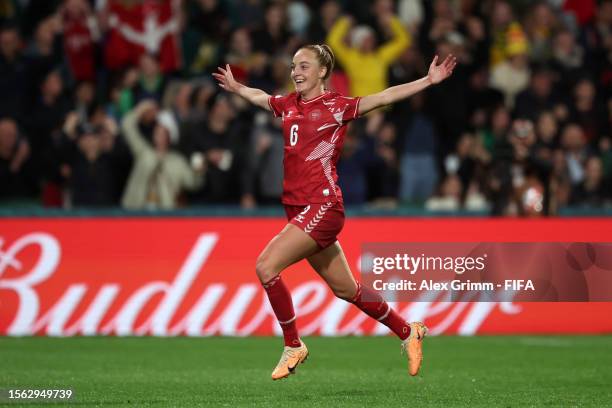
xmin=1 ymin=218 xmax=612 ymax=336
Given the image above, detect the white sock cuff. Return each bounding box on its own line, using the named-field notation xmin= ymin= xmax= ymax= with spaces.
xmin=278 ymin=315 xmax=296 ymax=325
xmin=376 ymin=304 xmax=391 ymax=321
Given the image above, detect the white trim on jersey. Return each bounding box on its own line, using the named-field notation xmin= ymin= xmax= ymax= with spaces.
xmin=299 ymin=91 xmax=331 ymax=105
xmin=317 ymin=123 xmax=339 ymax=132
xmin=268 ymin=95 xmax=280 ymax=117
xmin=305 ymin=141 xmax=339 ymax=200
xmin=353 ymin=97 xmax=361 ymax=119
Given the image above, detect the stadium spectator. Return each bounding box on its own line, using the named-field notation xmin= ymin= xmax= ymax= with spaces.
xmin=131 ymin=53 xmax=167 ymax=104
xmin=509 ymin=119 xmax=552 ymax=216
xmin=88 ymin=103 xmax=132 ymax=202
xmin=580 ymin=0 xmax=612 ymax=81
xmin=106 ymin=67 xmax=139 ymax=119
xmin=452 ymin=133 xmax=482 ymax=197
xmin=61 ymin=0 xmax=99 ymax=82
xmin=397 ymin=0 xmax=424 ymax=32
xmin=187 ymin=0 xmax=230 ymax=43
xmin=550 ymin=148 xmax=572 ymax=210
xmin=27 ymin=69 xmax=71 ymax=204
xmin=568 ymin=78 xmax=606 ymax=143
xmin=223 ymin=27 xmax=265 ymax=87
xmin=480 ymin=105 xmax=511 ymax=153
xmin=163 ymin=80 xmax=194 ymax=122
xmin=371 ymin=119 xmax=401 ymax=202
xmin=561 ymin=123 xmax=591 ymax=189
xmin=179 ymin=92 xmax=247 ymax=204
xmin=427 ymin=38 xmax=470 ymax=157
xmin=425 ymin=173 xmax=462 ymax=211
xmin=513 ymin=67 xmax=559 ymax=122
xmin=252 ymin=2 xmax=298 ymax=57
xmin=570 ymin=155 xmax=607 ymax=206
xmin=181 ymin=1 xmax=226 ymax=77
xmin=28 ymin=69 xmax=70 ymax=147
xmin=286 ymin=1 xmax=311 ymax=37
xmin=534 ymin=111 xmax=560 ymax=162
xmin=599 ymin=135 xmax=612 ymax=188
xmin=563 ymin=0 xmax=597 ymax=27
xmin=419 ymin=0 xmax=459 ymax=55
xmin=228 ymin=0 xmax=265 ymax=31
xmin=398 ymin=92 xmax=438 ymax=202
xmin=23 ymin=16 xmax=64 ymax=106
xmin=61 ymin=122 xmax=117 ymax=207
xmin=0 ymin=0 xmax=23 ymax=26
xmin=0 ymin=25 xmax=27 ymax=121
xmin=243 ymin=112 xmax=284 ymax=207
xmin=516 ymin=170 xmax=546 ymax=217
xmin=337 ymin=113 xmax=385 ymax=204
xmin=0 ymin=118 xmax=36 ymax=200
xmin=326 ymin=11 xmax=410 ymax=97
xmin=73 ymin=80 xmax=96 ymax=122
xmin=465 ymin=67 xmax=504 ymax=127
xmin=523 ymin=2 xmax=559 ymax=63
xmin=550 ymin=28 xmax=586 ymax=88
xmin=121 ymin=100 xmax=204 ymax=210
xmin=490 ymin=25 xmax=530 ymax=108
xmin=387 ymin=45 xmax=427 ymax=134
xmin=307 ymin=0 xmax=341 ymax=44
xmin=488 ymin=1 xmax=526 ymax=66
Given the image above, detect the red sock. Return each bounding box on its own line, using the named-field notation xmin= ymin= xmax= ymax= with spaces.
xmin=263 ymin=275 xmax=301 ymax=347
xmin=349 ymin=283 xmax=411 ymax=340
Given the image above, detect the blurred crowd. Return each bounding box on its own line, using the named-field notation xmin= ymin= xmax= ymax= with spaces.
xmin=0 ymin=0 xmax=611 ymax=215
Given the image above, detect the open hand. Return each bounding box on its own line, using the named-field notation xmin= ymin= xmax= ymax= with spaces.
xmin=134 ymin=100 xmax=158 ymax=122
xmin=213 ymin=64 xmax=242 ymax=93
xmin=428 ymin=54 xmax=457 ymax=84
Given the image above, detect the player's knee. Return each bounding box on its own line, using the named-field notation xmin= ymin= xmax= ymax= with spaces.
xmin=255 ymin=255 xmax=280 ymax=284
xmin=332 ymin=285 xmax=358 ymax=302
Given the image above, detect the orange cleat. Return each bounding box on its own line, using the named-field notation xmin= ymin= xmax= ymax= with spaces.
xmin=271 ymin=341 xmax=309 ymax=380
xmin=402 ymin=322 xmax=428 ymax=376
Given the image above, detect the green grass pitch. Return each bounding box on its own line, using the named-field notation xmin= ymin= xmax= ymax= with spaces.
xmin=1 ymin=336 xmax=611 ymax=407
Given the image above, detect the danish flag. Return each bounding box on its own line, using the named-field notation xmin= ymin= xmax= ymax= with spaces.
xmin=104 ymin=0 xmax=182 ymax=72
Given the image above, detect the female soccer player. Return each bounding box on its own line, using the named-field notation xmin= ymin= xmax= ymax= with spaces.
xmin=213 ymin=44 xmax=455 ymax=380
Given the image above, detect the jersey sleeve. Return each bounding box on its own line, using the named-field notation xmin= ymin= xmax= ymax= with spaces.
xmin=338 ymin=96 xmax=361 ymax=123
xmin=268 ymin=94 xmax=288 ymax=118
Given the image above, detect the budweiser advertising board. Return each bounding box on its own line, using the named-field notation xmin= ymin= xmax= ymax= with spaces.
xmin=1 ymin=218 xmax=612 ymax=336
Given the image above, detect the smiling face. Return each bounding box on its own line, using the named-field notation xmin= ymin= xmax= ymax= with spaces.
xmin=291 ymin=48 xmax=327 ymax=98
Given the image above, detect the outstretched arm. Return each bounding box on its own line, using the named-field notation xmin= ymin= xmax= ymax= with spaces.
xmin=213 ymin=64 xmax=271 ymax=111
xmin=358 ymin=54 xmax=457 ymax=116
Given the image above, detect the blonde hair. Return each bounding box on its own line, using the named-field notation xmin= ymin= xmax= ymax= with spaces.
xmin=299 ymin=44 xmax=335 ymax=80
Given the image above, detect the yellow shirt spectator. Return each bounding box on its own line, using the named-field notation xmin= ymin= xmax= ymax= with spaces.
xmin=326 ymin=16 xmax=410 ymax=97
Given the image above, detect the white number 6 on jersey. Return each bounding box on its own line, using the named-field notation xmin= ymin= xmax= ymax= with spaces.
xmin=290 ymin=124 xmax=298 ymax=146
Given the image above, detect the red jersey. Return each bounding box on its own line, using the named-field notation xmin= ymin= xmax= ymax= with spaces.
xmin=268 ymin=91 xmax=361 ymax=205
